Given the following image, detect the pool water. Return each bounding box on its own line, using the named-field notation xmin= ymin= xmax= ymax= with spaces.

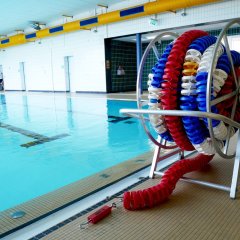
xmin=0 ymin=93 xmax=154 ymax=211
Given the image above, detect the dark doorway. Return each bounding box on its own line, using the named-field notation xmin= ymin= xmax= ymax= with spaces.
xmin=105 ymin=38 xmax=137 ymax=93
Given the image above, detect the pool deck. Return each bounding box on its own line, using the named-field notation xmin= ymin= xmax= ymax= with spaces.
xmin=33 ymin=134 xmax=240 ymax=240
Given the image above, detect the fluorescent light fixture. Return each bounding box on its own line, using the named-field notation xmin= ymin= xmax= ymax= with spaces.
xmin=146 ymin=35 xmax=156 ymax=40
xmin=146 ymin=34 xmax=173 ymax=40
xmin=129 ymin=37 xmax=148 ymax=42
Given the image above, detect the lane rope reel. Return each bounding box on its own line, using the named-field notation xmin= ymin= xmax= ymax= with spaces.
xmin=123 ymin=28 xmax=240 ymax=210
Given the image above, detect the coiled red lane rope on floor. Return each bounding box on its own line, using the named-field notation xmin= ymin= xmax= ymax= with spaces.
xmin=123 ymin=154 xmax=214 ymax=210
xmin=162 ymin=30 xmax=208 ymax=151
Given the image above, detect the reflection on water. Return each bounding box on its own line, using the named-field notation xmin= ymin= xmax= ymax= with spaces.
xmin=0 ymin=94 xmax=6 ymax=104
xmin=0 ymin=94 xmax=7 ymax=119
xmin=22 ymin=95 xmax=30 ymax=122
xmin=66 ymin=97 xmax=74 ymax=128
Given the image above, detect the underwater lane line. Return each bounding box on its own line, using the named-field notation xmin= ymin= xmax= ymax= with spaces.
xmin=0 ymin=122 xmax=69 ymax=148
xmin=21 ymin=134 xmax=70 ymax=148
xmin=0 ymin=122 xmax=49 ymax=139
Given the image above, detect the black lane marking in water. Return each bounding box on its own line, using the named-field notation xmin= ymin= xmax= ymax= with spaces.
xmin=0 ymin=122 xmax=49 ymax=139
xmin=0 ymin=122 xmax=69 ymax=148
xmin=21 ymin=134 xmax=70 ymax=148
xmin=108 ymin=115 xmax=133 ymax=123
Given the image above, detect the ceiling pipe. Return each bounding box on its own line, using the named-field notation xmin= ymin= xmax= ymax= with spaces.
xmin=0 ymin=0 xmax=221 ymax=48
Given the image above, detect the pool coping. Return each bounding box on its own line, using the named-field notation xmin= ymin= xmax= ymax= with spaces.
xmin=29 ymin=148 xmax=185 ymax=240
xmin=29 ymin=177 xmax=150 ymax=240
xmin=0 ymin=150 xmax=159 ymax=238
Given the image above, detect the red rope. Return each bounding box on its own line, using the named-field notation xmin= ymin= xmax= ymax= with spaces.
xmin=123 ymin=154 xmax=214 ymax=210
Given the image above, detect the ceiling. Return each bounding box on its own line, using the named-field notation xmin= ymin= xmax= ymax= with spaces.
xmin=0 ymin=0 xmax=123 ymax=35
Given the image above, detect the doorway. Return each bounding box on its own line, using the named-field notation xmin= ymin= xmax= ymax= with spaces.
xmin=105 ymin=38 xmax=137 ymax=93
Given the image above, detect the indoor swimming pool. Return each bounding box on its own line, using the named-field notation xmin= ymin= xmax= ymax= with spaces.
xmin=0 ymin=93 xmax=154 ymax=212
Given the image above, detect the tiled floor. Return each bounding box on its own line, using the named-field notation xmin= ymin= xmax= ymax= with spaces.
xmin=34 ymin=145 xmax=240 ymax=240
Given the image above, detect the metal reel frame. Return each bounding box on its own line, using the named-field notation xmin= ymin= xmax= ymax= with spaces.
xmin=120 ymin=19 xmax=240 ymax=199
xmin=134 ymin=21 xmax=240 ymax=158
xmin=207 ymin=19 xmax=240 ymax=159
xmin=136 ymin=32 xmax=179 ymax=150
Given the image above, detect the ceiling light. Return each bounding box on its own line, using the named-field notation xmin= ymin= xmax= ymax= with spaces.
xmin=29 ymin=22 xmax=42 ymax=30
xmin=146 ymin=34 xmax=174 ymax=40
xmin=162 ymin=35 xmax=172 ymax=38
xmin=146 ymin=36 xmax=156 ymax=40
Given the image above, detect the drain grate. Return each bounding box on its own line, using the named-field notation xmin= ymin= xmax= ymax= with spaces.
xmin=99 ymin=173 xmax=111 ymax=178
xmin=10 ymin=211 xmax=26 ymax=219
xmin=135 ymin=159 xmax=145 ymax=162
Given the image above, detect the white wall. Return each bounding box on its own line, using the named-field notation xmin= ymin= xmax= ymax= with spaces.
xmin=0 ymin=29 xmax=107 ymax=92
xmin=0 ymin=0 xmax=239 ymax=92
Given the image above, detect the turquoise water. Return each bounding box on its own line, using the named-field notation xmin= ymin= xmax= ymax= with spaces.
xmin=0 ymin=93 xmax=154 ymax=211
